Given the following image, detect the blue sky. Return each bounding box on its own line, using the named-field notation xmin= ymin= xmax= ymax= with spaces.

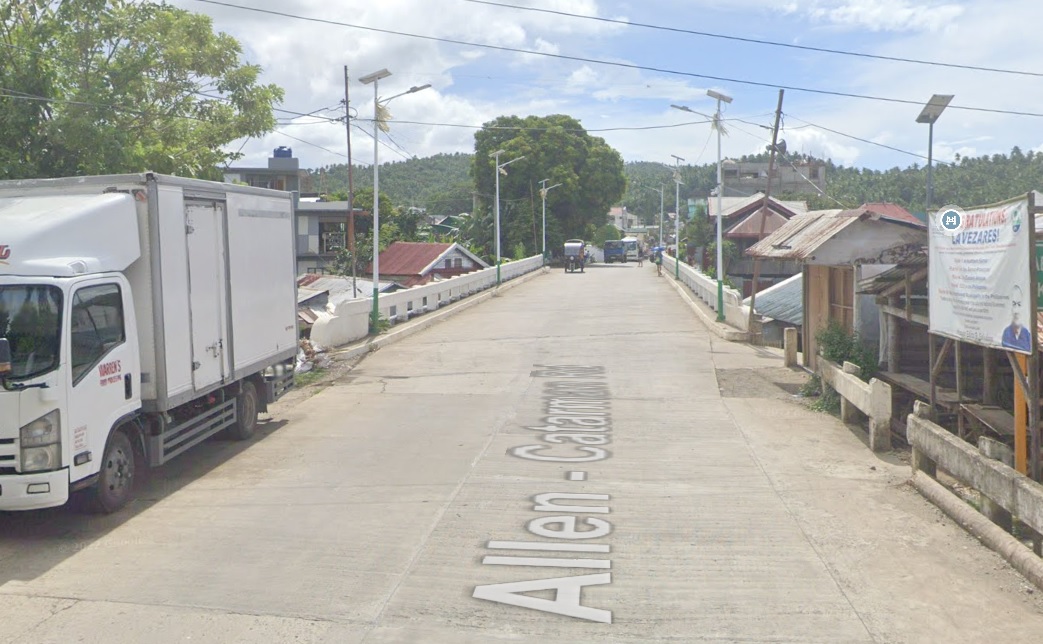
xmin=174 ymin=0 xmax=1043 ymax=175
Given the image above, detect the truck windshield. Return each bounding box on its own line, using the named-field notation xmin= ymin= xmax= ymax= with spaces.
xmin=0 ymin=285 xmax=63 ymax=380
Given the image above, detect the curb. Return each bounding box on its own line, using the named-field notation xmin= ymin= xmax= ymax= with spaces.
xmin=911 ymin=471 xmax=1043 ymax=591
xmin=332 ymin=266 xmax=548 ymax=361
xmin=662 ymin=273 xmax=748 ymax=342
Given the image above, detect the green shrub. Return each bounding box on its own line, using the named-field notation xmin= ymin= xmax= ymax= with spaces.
xmin=815 ymin=319 xmax=877 ymax=381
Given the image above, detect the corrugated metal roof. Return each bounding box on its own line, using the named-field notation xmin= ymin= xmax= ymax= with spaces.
xmin=743 ymin=273 xmax=803 ymax=325
xmin=745 ymin=210 xmax=845 ymax=260
xmin=376 ymin=242 xmax=453 ymax=275
xmin=725 ymin=209 xmax=791 ymax=238
xmin=857 ymin=255 xmax=928 ymax=294
xmin=746 ymin=203 xmax=921 ymax=261
xmin=708 ymin=193 xmax=808 ymax=220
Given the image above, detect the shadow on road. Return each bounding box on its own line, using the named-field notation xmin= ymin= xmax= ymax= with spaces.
xmin=0 ymin=417 xmax=288 ymax=584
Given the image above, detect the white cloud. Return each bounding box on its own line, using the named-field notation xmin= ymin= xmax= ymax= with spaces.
xmin=805 ymin=0 xmax=965 ymax=33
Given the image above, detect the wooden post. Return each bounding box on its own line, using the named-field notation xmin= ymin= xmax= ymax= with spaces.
xmin=983 ymin=347 xmax=996 ymax=405
xmin=746 ymin=89 xmax=786 ymax=334
xmin=955 ymin=341 xmax=964 ymax=438
xmin=1015 ymin=353 xmax=1029 ymax=475
xmin=887 ymin=308 xmax=900 ymax=372
xmin=928 ymin=333 xmax=937 ymax=412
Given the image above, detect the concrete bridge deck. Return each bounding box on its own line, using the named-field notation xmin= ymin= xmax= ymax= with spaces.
xmin=1 ymin=262 xmax=1042 ymax=643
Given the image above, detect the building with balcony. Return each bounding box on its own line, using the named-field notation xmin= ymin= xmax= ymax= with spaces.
xmin=295 ymin=200 xmax=371 ymax=275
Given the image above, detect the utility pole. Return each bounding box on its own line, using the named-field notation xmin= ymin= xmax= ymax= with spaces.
xmin=343 ymin=65 xmax=358 ymax=298
xmin=746 ymin=89 xmax=785 ymax=337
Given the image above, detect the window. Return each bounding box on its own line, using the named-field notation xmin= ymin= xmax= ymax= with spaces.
xmin=70 ymin=284 xmax=125 ymax=385
xmin=445 ymin=259 xmax=453 ymax=269
xmin=454 ymin=258 xmax=463 ymax=268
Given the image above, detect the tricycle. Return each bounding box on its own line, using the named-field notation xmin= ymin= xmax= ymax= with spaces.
xmin=564 ymin=239 xmax=585 ymax=273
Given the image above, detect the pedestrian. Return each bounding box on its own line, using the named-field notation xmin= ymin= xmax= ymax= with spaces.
xmin=637 ymin=247 xmax=644 ymax=267
xmin=654 ymin=248 xmax=663 ymax=276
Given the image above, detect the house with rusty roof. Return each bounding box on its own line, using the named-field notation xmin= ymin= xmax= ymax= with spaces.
xmin=746 ymin=203 xmax=926 ymax=369
xmin=368 ymin=241 xmax=489 ymax=288
xmin=705 ymin=193 xmax=808 ymax=296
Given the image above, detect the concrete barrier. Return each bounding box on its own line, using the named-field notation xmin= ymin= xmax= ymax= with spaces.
xmin=661 ymin=254 xmax=751 ymax=332
xmin=908 ymin=407 xmax=1043 ymax=537
xmin=818 ymin=358 xmax=892 ymax=451
xmin=784 ymin=328 xmax=798 ymax=367
xmin=310 ymin=255 xmax=543 ymax=348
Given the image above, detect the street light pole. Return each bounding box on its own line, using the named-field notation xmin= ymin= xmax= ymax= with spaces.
xmin=360 ymin=69 xmax=430 ymax=331
xmin=539 ymin=179 xmax=562 ymax=265
xmin=709 ymin=90 xmax=733 ymax=322
xmin=671 ymin=154 xmax=685 ymax=278
xmin=493 ymin=150 xmax=525 ymax=285
xmin=917 ymin=94 xmax=952 ymax=214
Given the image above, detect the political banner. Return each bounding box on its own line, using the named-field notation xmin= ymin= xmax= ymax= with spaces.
xmin=929 ymin=196 xmax=1033 ymax=354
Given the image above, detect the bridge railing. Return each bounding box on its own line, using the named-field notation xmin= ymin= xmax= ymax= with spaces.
xmin=310 ymin=255 xmax=544 ymax=348
xmin=662 ymin=253 xmax=752 ymax=332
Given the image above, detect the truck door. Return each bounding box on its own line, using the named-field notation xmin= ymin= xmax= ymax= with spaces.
xmin=66 ymin=279 xmax=141 ymax=483
xmin=184 ymin=201 xmax=230 ymax=390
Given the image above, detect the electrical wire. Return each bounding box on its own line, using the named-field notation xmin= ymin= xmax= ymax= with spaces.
xmin=464 ymin=0 xmax=1043 ymax=79
xmin=783 ymin=114 xmax=952 ymax=165
xmin=190 ymin=0 xmax=1043 ymax=120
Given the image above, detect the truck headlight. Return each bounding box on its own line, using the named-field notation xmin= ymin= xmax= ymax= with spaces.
xmin=20 ymin=410 xmax=61 ymax=472
xmin=22 ymin=445 xmax=61 ymax=472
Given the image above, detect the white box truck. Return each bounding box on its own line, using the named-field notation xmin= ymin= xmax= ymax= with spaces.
xmin=0 ymin=173 xmax=297 ymax=512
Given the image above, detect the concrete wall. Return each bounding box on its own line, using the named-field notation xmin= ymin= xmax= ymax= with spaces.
xmin=818 ymin=357 xmax=892 ymax=451
xmin=309 ymin=255 xmax=543 ymax=348
xmin=662 ymin=253 xmax=752 ymax=332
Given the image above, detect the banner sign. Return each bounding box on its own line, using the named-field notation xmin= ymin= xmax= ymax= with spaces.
xmin=929 ymin=196 xmax=1033 ymax=354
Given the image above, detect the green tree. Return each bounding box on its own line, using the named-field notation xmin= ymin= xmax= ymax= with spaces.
xmin=591 ymin=223 xmax=620 ymax=247
xmin=0 ymin=0 xmax=283 ymax=178
xmin=471 ymin=114 xmax=625 ymax=259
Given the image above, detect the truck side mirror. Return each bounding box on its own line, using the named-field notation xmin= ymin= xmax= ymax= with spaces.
xmin=0 ymin=338 xmax=10 ymax=376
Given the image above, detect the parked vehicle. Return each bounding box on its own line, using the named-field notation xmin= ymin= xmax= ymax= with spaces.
xmin=622 ymin=236 xmax=640 ymax=262
xmin=603 ymin=239 xmax=626 ymax=263
xmin=564 ymin=239 xmax=585 ymax=273
xmin=0 ymin=173 xmax=297 ymax=512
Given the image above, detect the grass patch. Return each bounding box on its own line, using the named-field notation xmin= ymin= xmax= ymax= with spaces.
xmin=294 ymin=367 xmax=327 ymax=387
xmin=799 ymin=374 xmax=822 ymax=397
xmin=810 ymin=385 xmax=841 ymax=415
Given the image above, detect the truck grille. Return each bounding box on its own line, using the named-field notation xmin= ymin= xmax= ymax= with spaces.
xmin=0 ymin=437 xmax=15 ymax=474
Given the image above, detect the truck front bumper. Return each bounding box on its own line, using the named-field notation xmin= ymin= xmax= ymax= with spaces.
xmin=0 ymin=468 xmax=69 ymax=510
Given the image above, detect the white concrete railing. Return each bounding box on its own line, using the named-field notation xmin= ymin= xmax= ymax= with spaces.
xmin=310 ymin=255 xmax=544 ymax=348
xmin=818 ymin=358 xmax=892 ymax=452
xmin=661 ymin=253 xmax=752 ymax=332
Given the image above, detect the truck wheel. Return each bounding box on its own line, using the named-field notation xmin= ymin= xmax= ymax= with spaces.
xmin=87 ymin=429 xmax=138 ymax=514
xmin=228 ymin=380 xmax=259 ymax=441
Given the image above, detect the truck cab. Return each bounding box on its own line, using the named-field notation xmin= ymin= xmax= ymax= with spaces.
xmin=0 ymin=272 xmax=140 ymax=510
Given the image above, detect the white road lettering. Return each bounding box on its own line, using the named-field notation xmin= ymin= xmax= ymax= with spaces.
xmin=481 ymin=556 xmax=611 ymax=569
xmin=528 ymin=516 xmax=612 ymax=540
xmin=475 ymin=365 xmax=615 ymax=624
xmin=472 ymin=573 xmax=613 ymax=624
xmin=533 ymin=493 xmax=610 ymax=513
xmin=487 ymin=540 xmax=609 ymax=553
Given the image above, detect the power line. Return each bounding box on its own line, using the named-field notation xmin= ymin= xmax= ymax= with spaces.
xmin=464 ymin=0 xmax=1043 ymax=79
xmin=191 ymin=0 xmax=1043 ymax=120
xmin=350 ymin=116 xmax=715 ymax=133
xmin=783 ymin=114 xmax=953 ymax=165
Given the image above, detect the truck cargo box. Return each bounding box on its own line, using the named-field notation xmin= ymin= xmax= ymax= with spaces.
xmin=0 ymin=173 xmax=297 ymax=412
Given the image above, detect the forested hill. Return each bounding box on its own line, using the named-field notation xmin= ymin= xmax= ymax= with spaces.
xmin=308 ymin=152 xmax=473 ymax=218
xmin=305 ymin=147 xmax=1043 ymax=218
xmin=815 ymin=148 xmax=1043 ymax=213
